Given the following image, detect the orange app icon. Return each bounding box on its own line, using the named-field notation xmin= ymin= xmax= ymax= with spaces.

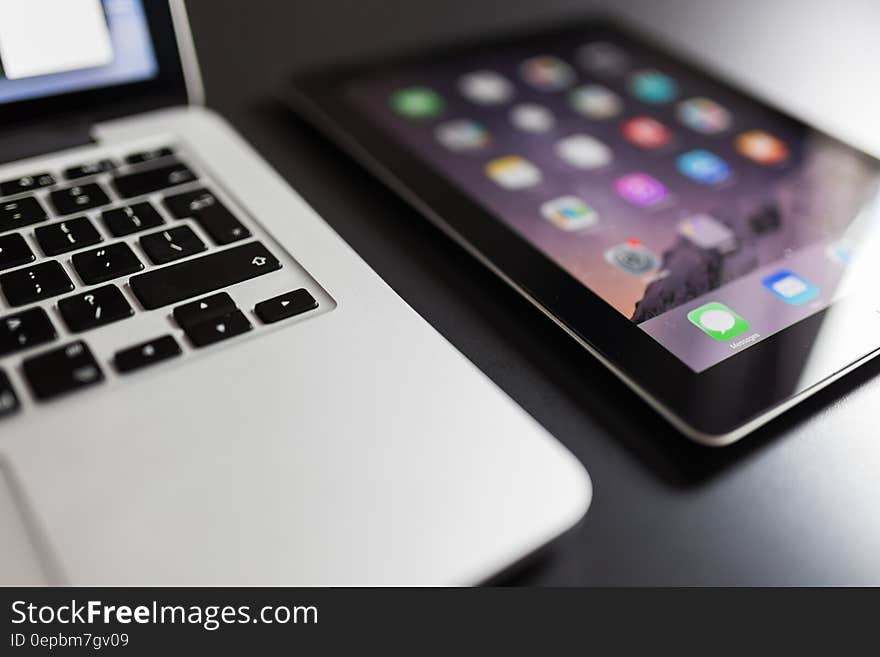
xmin=735 ymin=130 xmax=788 ymax=165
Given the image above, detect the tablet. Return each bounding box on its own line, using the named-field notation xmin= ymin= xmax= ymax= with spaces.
xmin=286 ymin=19 xmax=880 ymax=444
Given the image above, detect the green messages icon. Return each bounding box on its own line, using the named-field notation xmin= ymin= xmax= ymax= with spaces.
xmin=687 ymin=302 xmax=750 ymax=341
xmin=390 ymin=86 xmax=444 ymax=119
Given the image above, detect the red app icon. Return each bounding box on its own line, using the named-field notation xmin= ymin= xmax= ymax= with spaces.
xmin=620 ymin=117 xmax=671 ymax=149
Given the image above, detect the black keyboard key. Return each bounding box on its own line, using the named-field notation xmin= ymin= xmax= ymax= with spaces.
xmin=255 ymin=289 xmax=318 ymax=324
xmin=35 ymin=217 xmax=102 ymax=256
xmin=63 ymin=159 xmax=117 ymax=180
xmin=0 ymin=370 xmax=19 ymax=418
xmin=49 ymin=183 xmax=111 ymax=216
xmin=72 ymin=243 xmax=143 ymax=285
xmin=140 ymin=225 xmax=205 ymax=265
xmin=130 ymin=241 xmax=281 ymax=310
xmin=112 ymin=161 xmax=197 ymax=199
xmin=186 ymin=310 xmax=251 ymax=348
xmin=0 ymin=261 xmax=73 ymax=307
xmin=1 ymin=197 xmax=47 ymax=233
xmin=101 ymin=202 xmax=164 ymax=237
xmin=124 ymin=147 xmax=174 ymax=165
xmin=173 ymin=292 xmax=235 ymax=330
xmin=0 ymin=307 xmax=56 ymax=357
xmin=114 ymin=335 xmax=181 ymax=373
xmin=164 ymin=189 xmax=250 ymax=245
xmin=0 ymin=173 xmax=55 ymax=197
xmin=0 ymin=234 xmax=35 ymax=271
xmin=23 ymin=341 xmax=104 ymax=401
xmin=58 ymin=285 xmax=133 ymax=333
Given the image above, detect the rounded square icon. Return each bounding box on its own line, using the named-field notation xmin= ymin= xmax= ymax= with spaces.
xmin=569 ymin=84 xmax=622 ymax=119
xmin=576 ymin=41 xmax=629 ymax=76
xmin=390 ymin=86 xmax=444 ymax=119
xmin=458 ymin=70 xmax=514 ymax=105
xmin=736 ymin=130 xmax=788 ymax=165
xmin=435 ymin=120 xmax=490 ymax=151
xmin=620 ymin=117 xmax=672 ymax=149
xmin=555 ymin=134 xmax=613 ymax=170
xmin=541 ymin=195 xmax=599 ymax=231
xmin=614 ymin=173 xmax=667 ymax=207
xmin=628 ymin=70 xmax=678 ymax=104
xmin=604 ymin=239 xmax=659 ymax=274
xmin=688 ymin=302 xmax=750 ymax=341
xmin=676 ymin=149 xmax=731 ymax=185
xmin=485 ymin=156 xmax=542 ymax=189
xmin=677 ymin=97 xmax=732 ymax=134
xmin=519 ymin=56 xmax=576 ymax=91
xmin=510 ymin=103 xmax=555 ymax=133
xmin=761 ymin=270 xmax=819 ymax=305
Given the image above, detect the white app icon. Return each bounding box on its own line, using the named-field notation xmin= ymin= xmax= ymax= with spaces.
xmin=569 ymin=84 xmax=623 ymax=119
xmin=435 ymin=120 xmax=489 ymax=151
xmin=510 ymin=103 xmax=555 ymax=133
xmin=458 ymin=70 xmax=514 ymax=105
xmin=485 ymin=156 xmax=542 ymax=190
xmin=555 ymin=134 xmax=612 ymax=170
xmin=677 ymin=214 xmax=736 ymax=253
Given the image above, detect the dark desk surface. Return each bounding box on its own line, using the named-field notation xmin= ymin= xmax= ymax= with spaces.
xmin=185 ymin=0 xmax=880 ymax=584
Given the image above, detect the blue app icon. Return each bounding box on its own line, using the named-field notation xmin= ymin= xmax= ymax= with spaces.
xmin=677 ymin=150 xmax=731 ymax=185
xmin=629 ymin=70 xmax=678 ymax=104
xmin=762 ymin=270 xmax=819 ymax=305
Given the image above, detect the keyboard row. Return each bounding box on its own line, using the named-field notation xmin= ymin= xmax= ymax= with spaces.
xmin=0 ymin=241 xmax=283 ymax=358
xmin=0 ymin=146 xmax=178 ymax=199
xmin=2 ymin=184 xmax=248 ymax=259
xmin=0 ymin=286 xmax=319 ymax=416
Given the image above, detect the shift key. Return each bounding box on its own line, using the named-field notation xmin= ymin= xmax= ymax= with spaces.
xmin=130 ymin=242 xmax=281 ymax=309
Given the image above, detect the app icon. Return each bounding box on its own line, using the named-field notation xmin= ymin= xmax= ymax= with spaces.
xmin=678 ymin=214 xmax=737 ymax=253
xmin=510 ymin=103 xmax=555 ymax=133
xmin=576 ymin=41 xmax=628 ymax=76
xmin=458 ymin=70 xmax=514 ymax=105
xmin=761 ymin=270 xmax=819 ymax=305
xmin=520 ymin=56 xmax=576 ymax=91
xmin=826 ymin=239 xmax=853 ymax=265
xmin=569 ymin=84 xmax=622 ymax=119
xmin=614 ymin=173 xmax=668 ymax=207
xmin=677 ymin=149 xmax=731 ymax=185
xmin=677 ymin=97 xmax=731 ymax=134
xmin=485 ymin=156 xmax=542 ymax=189
xmin=735 ymin=130 xmax=788 ymax=165
xmin=435 ymin=120 xmax=490 ymax=151
xmin=629 ymin=70 xmax=678 ymax=104
xmin=688 ymin=302 xmax=750 ymax=341
xmin=555 ymin=134 xmax=613 ymax=170
xmin=604 ymin=239 xmax=659 ymax=275
xmin=390 ymin=86 xmax=444 ymax=118
xmin=541 ymin=196 xmax=599 ymax=231
xmin=620 ymin=117 xmax=672 ymax=149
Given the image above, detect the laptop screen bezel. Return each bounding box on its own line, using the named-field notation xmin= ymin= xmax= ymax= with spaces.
xmin=0 ymin=1 xmax=192 ymax=127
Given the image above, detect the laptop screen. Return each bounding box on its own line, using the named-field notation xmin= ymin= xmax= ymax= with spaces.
xmin=0 ymin=0 xmax=157 ymax=106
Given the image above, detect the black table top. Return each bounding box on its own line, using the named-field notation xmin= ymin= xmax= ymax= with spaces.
xmin=184 ymin=0 xmax=880 ymax=585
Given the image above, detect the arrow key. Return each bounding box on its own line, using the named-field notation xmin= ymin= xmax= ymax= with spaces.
xmin=255 ymin=289 xmax=318 ymax=324
xmin=185 ymin=310 xmax=251 ymax=348
xmin=173 ymin=292 xmax=236 ymax=331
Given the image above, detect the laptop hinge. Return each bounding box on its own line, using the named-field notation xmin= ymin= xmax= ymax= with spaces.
xmin=0 ymin=118 xmax=96 ymax=166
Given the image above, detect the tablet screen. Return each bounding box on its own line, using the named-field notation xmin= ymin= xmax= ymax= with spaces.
xmin=343 ymin=29 xmax=880 ymax=372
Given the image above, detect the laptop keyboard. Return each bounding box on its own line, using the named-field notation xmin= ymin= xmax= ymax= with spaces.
xmin=0 ymin=142 xmax=330 ymax=417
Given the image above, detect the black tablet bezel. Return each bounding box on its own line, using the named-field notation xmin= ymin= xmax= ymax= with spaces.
xmin=286 ymin=18 xmax=880 ymax=439
xmin=0 ymin=1 xmax=188 ymax=127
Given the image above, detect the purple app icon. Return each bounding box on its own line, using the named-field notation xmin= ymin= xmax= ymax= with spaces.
xmin=614 ymin=173 xmax=668 ymax=207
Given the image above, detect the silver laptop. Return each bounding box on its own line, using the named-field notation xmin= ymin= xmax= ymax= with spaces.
xmin=0 ymin=0 xmax=590 ymax=585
